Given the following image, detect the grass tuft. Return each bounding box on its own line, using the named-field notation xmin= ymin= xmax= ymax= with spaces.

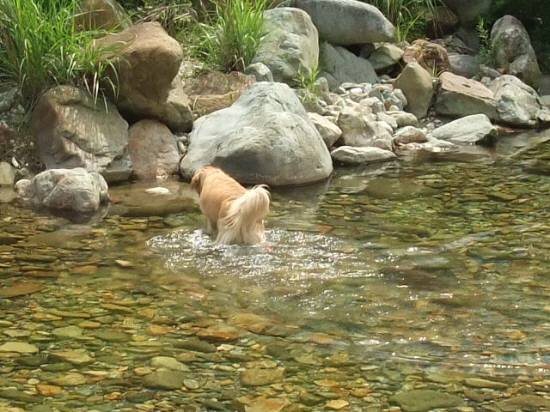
xmin=0 ymin=0 xmax=117 ymax=109
xmin=196 ymin=0 xmax=269 ymax=72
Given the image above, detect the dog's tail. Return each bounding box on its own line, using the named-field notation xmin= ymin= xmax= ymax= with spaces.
xmin=216 ymin=185 xmax=270 ymax=245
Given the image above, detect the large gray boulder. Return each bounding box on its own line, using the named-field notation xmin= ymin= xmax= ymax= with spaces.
xmin=0 ymin=161 xmax=16 ymax=186
xmin=490 ymin=75 xmax=545 ymax=127
xmin=252 ymin=8 xmax=319 ymax=85
xmin=435 ymin=71 xmax=497 ymax=119
xmin=289 ymin=0 xmax=395 ymax=45
xmin=179 ymin=82 xmax=332 ymax=186
xmin=491 ymin=15 xmax=541 ymax=88
xmin=96 ymin=22 xmax=193 ymax=132
xmin=17 ymin=168 xmax=109 ymax=217
xmin=430 ymin=114 xmax=497 ymax=145
xmin=320 ymin=42 xmax=377 ymax=90
xmin=31 ymin=85 xmax=131 ymax=183
xmin=128 ymin=120 xmax=180 ymax=180
xmin=394 ymin=62 xmax=434 ymax=119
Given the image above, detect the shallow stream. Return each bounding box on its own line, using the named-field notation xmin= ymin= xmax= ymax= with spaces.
xmin=0 ymin=132 xmax=549 ymax=411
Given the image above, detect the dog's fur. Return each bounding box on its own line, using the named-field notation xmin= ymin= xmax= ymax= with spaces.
xmin=190 ymin=166 xmax=270 ymax=245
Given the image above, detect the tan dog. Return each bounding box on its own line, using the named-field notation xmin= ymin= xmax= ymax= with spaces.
xmin=190 ymin=166 xmax=270 ymax=245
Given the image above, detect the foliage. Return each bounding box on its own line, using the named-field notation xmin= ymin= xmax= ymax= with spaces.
xmin=476 ymin=17 xmax=494 ymax=65
xmin=195 ymin=0 xmax=269 ymax=72
xmin=364 ymin=0 xmax=440 ymax=42
xmin=0 ymin=0 xmax=117 ymax=108
xmin=295 ymin=64 xmax=321 ymax=105
xmin=121 ymin=0 xmax=195 ymax=41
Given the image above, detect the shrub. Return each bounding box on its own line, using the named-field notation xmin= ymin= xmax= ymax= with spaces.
xmin=364 ymin=0 xmax=440 ymax=42
xmin=0 ymin=0 xmax=117 ymax=108
xmin=196 ymin=0 xmax=269 ymax=72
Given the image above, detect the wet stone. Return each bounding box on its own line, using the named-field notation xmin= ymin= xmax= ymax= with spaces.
xmin=240 ymin=367 xmax=285 ymax=386
xmin=175 ymin=338 xmax=217 ymax=353
xmin=126 ymin=390 xmax=154 ymax=403
xmin=0 ymin=341 xmax=39 ymax=353
xmin=143 ymin=370 xmax=186 ymax=390
xmin=50 ymin=372 xmax=87 ymax=386
xmin=52 ymin=325 xmax=83 ymax=339
xmin=495 ymin=395 xmax=550 ymax=411
xmin=51 ymin=350 xmax=93 ymax=365
xmin=391 ymin=389 xmax=464 ymax=411
xmin=92 ymin=329 xmax=130 ymax=342
xmin=150 ymin=356 xmax=189 ymax=371
xmin=0 ymin=389 xmax=40 ymax=403
xmin=464 ymin=377 xmax=507 ymax=389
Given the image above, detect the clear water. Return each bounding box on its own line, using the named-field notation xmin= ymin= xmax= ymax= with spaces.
xmin=0 ymin=133 xmax=549 ymax=411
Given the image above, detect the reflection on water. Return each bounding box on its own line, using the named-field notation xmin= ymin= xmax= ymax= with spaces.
xmin=0 ymin=134 xmax=549 ymax=410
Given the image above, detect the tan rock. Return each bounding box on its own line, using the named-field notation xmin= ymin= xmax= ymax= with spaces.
xmin=403 ymin=39 xmax=449 ymax=74
xmin=394 ymin=62 xmax=434 ymax=119
xmin=128 ymin=119 xmax=180 ymax=180
xmin=76 ymin=0 xmax=130 ymax=31
xmin=435 ymin=71 xmax=497 ymax=119
xmin=96 ymin=22 xmax=192 ymax=131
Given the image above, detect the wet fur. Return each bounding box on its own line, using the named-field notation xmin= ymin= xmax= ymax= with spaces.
xmin=190 ymin=166 xmax=270 ymax=245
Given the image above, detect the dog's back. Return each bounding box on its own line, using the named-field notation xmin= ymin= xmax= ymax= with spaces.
xmin=217 ymin=185 xmax=270 ymax=245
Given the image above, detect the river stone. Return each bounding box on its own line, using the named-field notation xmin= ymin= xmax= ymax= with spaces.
xmin=338 ymin=101 xmax=393 ymax=148
xmin=0 ymin=389 xmax=40 ymax=403
xmin=245 ymin=62 xmax=274 ymax=82
xmin=143 ymin=370 xmax=186 ymax=390
xmin=240 ymin=367 xmax=285 ymax=386
xmin=394 ymin=62 xmax=434 ymax=119
xmin=50 ymin=372 xmax=87 ymax=386
xmin=289 ymin=0 xmax=395 ymax=45
xmin=179 ymin=82 xmax=333 ymax=186
xmin=151 ymin=356 xmax=189 ymax=371
xmin=434 ymin=71 xmax=498 ymax=119
xmin=19 ymin=168 xmax=109 ymax=216
xmin=464 ymin=377 xmax=507 ymax=389
xmin=246 ymin=397 xmax=289 ymax=412
xmin=128 ymin=119 xmax=180 ymax=180
xmin=431 ymin=114 xmax=496 ymax=146
xmin=331 ymin=146 xmax=396 ymax=165
xmin=52 ymin=325 xmax=83 ymax=339
xmin=252 ymin=8 xmax=318 ymax=85
xmin=96 ymin=22 xmax=193 ymax=132
xmin=320 ymin=42 xmax=377 ymax=90
xmin=495 ymin=395 xmax=550 ymax=411
xmin=491 ymin=15 xmax=541 ymax=88
xmin=386 ymin=111 xmax=419 ymax=127
xmin=76 ymin=0 xmax=131 ymax=31
xmin=93 ymin=329 xmax=129 ymax=342
xmin=393 ymin=126 xmax=428 ymax=145
xmin=448 ymin=53 xmax=480 ymax=78
xmin=0 ymin=282 xmax=44 ymax=298
xmin=308 ymin=113 xmax=342 ymax=148
xmin=51 ymin=350 xmax=93 ymax=365
xmin=31 ymin=86 xmax=130 ymax=182
xmin=369 ymin=43 xmax=404 ymax=72
xmin=391 ymin=389 xmax=464 ymax=411
xmin=0 ymin=162 xmax=16 ymax=186
xmin=0 ymin=342 xmax=39 ymax=354
xmin=490 ymin=75 xmax=542 ymax=127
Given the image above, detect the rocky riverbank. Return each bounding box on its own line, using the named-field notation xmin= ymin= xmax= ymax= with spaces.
xmin=1 ymin=0 xmax=550 ymax=221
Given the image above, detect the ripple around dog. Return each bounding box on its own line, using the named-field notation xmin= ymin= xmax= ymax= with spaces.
xmin=147 ymin=229 xmax=374 ymax=285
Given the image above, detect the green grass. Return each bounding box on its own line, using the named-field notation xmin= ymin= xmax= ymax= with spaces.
xmin=196 ymin=0 xmax=269 ymax=72
xmin=0 ymin=0 xmax=117 ymax=108
xmin=365 ymin=0 xmax=440 ymax=41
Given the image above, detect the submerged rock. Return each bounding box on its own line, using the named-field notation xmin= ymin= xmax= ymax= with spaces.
xmin=180 ymin=82 xmax=332 ymax=186
xmin=252 ymin=7 xmax=319 ymax=85
xmin=391 ymin=389 xmax=464 ymax=411
xmin=290 ymin=0 xmax=395 ymax=45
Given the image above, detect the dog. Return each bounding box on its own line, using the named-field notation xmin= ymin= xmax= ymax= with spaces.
xmin=190 ymin=166 xmax=270 ymax=245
